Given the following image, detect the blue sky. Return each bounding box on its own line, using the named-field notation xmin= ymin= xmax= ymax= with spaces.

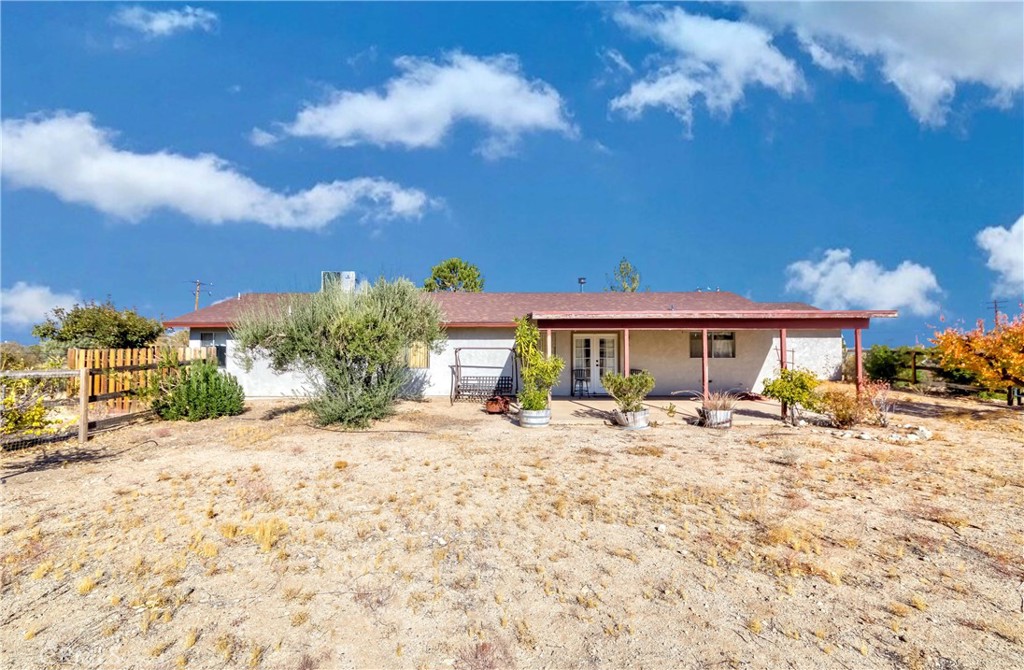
xmin=2 ymin=2 xmax=1022 ymax=347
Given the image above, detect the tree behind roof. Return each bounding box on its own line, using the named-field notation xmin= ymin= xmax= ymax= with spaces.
xmin=606 ymin=257 xmax=644 ymax=292
xmin=32 ymin=300 xmax=164 ymax=351
xmin=423 ymin=258 xmax=484 ymax=292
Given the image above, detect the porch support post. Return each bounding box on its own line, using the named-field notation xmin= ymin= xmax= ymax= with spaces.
xmin=546 ymin=329 xmax=553 ymax=405
xmin=779 ymin=328 xmax=788 ymax=421
xmin=701 ymin=328 xmax=709 ymax=398
xmin=623 ymin=329 xmax=630 ymax=377
xmin=854 ymin=328 xmax=864 ymax=398
xmin=779 ymin=328 xmax=788 ymax=370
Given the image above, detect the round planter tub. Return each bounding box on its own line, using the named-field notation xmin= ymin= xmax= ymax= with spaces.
xmin=519 ymin=408 xmax=551 ymax=428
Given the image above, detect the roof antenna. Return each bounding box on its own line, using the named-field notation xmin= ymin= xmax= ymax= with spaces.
xmin=577 ymin=277 xmax=586 ymax=293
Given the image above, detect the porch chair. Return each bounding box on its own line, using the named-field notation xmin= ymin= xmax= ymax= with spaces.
xmin=572 ymin=369 xmax=591 ymax=397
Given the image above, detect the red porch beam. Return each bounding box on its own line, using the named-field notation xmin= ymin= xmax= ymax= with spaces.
xmin=701 ymin=328 xmax=709 ymax=398
xmin=535 ymin=317 xmax=873 ymax=331
xmin=779 ymin=328 xmax=788 ymax=421
xmin=623 ymin=329 xmax=630 ymax=377
xmin=779 ymin=328 xmax=788 ymax=370
xmin=854 ymin=328 xmax=864 ymax=397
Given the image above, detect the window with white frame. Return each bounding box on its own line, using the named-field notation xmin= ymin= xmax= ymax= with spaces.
xmin=689 ymin=331 xmax=736 ymax=358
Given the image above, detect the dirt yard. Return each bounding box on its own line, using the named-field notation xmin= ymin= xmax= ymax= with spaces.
xmin=2 ymin=392 xmax=1022 ymax=670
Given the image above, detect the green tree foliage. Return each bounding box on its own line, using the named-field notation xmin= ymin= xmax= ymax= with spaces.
xmin=234 ymin=278 xmax=445 ymax=427
xmin=605 ymin=257 xmax=644 ymax=292
xmin=761 ymin=368 xmax=820 ymax=423
xmin=863 ymin=345 xmax=910 ymax=383
xmin=513 ymin=316 xmax=565 ymax=410
xmin=32 ymin=300 xmax=164 ymax=352
xmin=423 ymin=258 xmax=484 ymax=293
xmin=0 ymin=342 xmax=47 ymax=370
xmin=152 ymin=360 xmax=245 ymax=422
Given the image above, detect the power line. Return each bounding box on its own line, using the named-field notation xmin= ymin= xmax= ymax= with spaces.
xmin=984 ymin=299 xmax=1008 ymax=330
xmin=186 ymin=280 xmax=214 ymax=311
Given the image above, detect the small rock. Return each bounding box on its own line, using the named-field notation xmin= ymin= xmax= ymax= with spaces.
xmin=655 ymin=524 xmax=667 ymax=533
xmin=858 ymin=433 xmax=873 ymax=440
xmin=906 ymin=434 xmax=921 ymax=442
xmin=915 ymin=426 xmax=933 ymax=440
xmin=797 ymin=419 xmax=807 ymax=427
xmin=433 ymin=536 xmax=447 ymax=546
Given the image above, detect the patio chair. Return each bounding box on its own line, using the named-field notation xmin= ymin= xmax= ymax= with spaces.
xmin=572 ymin=369 xmax=591 ymax=397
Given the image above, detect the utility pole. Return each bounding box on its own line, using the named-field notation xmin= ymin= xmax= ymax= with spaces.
xmin=987 ymin=299 xmax=1007 ymax=331
xmin=191 ymin=280 xmax=213 ymax=311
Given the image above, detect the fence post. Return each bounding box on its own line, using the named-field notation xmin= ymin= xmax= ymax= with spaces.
xmin=79 ymin=367 xmax=89 ymax=444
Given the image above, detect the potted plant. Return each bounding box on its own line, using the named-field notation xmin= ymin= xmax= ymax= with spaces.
xmin=514 ymin=317 xmax=565 ymax=428
xmin=602 ymin=370 xmax=656 ymax=429
xmin=699 ymin=391 xmax=737 ymax=428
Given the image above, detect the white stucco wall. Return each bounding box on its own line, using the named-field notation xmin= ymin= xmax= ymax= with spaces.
xmin=188 ymin=327 xmax=842 ymax=399
xmin=420 ymin=328 xmax=518 ymax=397
xmin=627 ymin=329 xmax=842 ymax=395
xmin=188 ymin=329 xmax=311 ymax=398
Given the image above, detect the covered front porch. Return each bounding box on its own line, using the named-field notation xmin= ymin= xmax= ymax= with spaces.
xmin=532 ymin=308 xmax=897 ymax=407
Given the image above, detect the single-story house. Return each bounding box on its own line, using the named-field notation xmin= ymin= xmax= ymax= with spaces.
xmin=164 ymin=285 xmax=897 ymax=400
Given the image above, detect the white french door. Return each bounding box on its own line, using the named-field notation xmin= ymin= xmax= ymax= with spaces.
xmin=573 ymin=334 xmax=618 ymax=394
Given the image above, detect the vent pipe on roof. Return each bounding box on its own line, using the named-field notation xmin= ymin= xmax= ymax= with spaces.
xmin=322 ymin=271 xmax=357 ymax=292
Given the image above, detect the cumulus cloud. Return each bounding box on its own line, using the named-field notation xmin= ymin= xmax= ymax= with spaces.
xmin=1 ymin=283 xmax=79 ymax=328
xmin=610 ymin=5 xmax=803 ymax=134
xmin=1 ymin=112 xmax=435 ymax=230
xmin=748 ymin=3 xmax=1024 ymax=126
xmin=281 ymin=52 xmax=576 ymax=159
xmin=111 ymin=5 xmax=218 ymax=38
xmin=976 ymin=215 xmax=1024 ymax=298
xmin=785 ymin=249 xmax=942 ymax=316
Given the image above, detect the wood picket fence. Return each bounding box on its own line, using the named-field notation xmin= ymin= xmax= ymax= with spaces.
xmin=67 ymin=347 xmax=216 ymax=412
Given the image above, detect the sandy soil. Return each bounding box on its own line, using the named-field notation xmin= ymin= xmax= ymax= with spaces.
xmin=1 ymin=392 xmax=1022 ymax=670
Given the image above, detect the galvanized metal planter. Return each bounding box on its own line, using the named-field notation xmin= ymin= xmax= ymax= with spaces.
xmin=519 ymin=408 xmax=551 ymax=428
xmin=612 ymin=409 xmax=650 ymax=430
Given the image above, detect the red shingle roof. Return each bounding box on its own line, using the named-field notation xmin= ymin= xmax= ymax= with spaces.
xmin=164 ymin=291 xmax=892 ymax=329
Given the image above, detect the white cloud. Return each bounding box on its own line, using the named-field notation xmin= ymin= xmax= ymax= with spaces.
xmin=1 ymin=283 xmax=79 ymax=329
xmin=601 ymin=48 xmax=635 ymax=76
xmin=111 ymin=5 xmax=218 ymax=38
xmin=786 ymin=249 xmax=942 ymax=316
xmin=795 ymin=32 xmax=861 ymax=77
xmin=748 ymin=3 xmax=1024 ymax=126
xmin=1 ymin=112 xmax=435 ymax=230
xmin=610 ymin=5 xmax=803 ymax=134
xmin=976 ymin=215 xmax=1024 ymax=298
xmin=282 ymin=52 xmax=576 ymax=159
xmin=247 ymin=127 xmax=279 ymax=147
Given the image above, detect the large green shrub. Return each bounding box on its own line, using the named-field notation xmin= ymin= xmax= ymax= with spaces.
xmin=864 ymin=345 xmax=909 ymax=383
xmin=153 ymin=360 xmax=245 ymax=422
xmin=602 ymin=371 xmax=655 ymax=413
xmin=233 ymin=278 xmax=445 ymax=428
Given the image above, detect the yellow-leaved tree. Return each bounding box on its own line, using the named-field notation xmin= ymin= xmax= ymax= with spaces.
xmin=931 ymin=310 xmax=1024 ymax=397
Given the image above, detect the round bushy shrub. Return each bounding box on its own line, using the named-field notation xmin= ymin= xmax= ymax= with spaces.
xmin=154 ymin=360 xmax=245 ymax=422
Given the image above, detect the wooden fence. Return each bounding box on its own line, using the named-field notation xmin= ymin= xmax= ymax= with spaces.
xmin=2 ymin=347 xmax=216 ymax=446
xmin=67 ymin=347 xmax=215 ymax=412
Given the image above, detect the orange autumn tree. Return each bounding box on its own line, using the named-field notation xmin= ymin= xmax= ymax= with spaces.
xmin=931 ymin=310 xmax=1024 ymax=391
